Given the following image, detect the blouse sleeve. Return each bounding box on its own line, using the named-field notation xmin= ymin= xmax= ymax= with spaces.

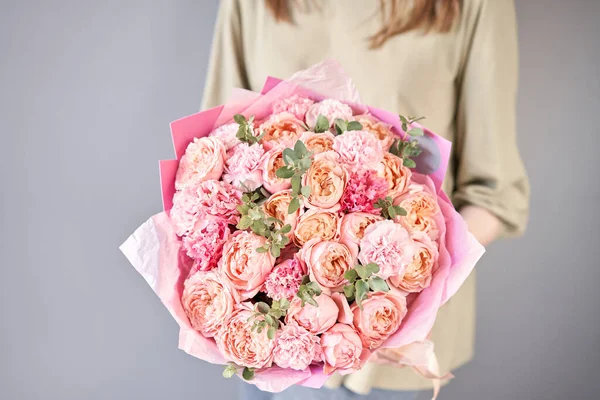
xmin=200 ymin=0 xmax=250 ymax=110
xmin=453 ymin=0 xmax=530 ymax=238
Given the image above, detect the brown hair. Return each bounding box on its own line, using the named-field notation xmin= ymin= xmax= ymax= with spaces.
xmin=265 ymin=0 xmax=461 ymax=48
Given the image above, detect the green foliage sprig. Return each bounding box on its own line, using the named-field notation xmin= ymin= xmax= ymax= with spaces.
xmin=333 ymin=118 xmax=363 ymax=136
xmin=248 ymin=299 xmax=290 ymax=340
xmin=343 ymin=263 xmax=390 ymax=310
xmin=275 ymin=140 xmax=313 ymax=214
xmin=296 ymin=275 xmax=322 ymax=307
xmin=373 ymin=196 xmax=407 ymax=220
xmin=234 ymin=114 xmax=264 ymax=145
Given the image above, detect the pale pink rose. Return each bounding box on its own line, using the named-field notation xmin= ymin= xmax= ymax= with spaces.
xmin=263 ymin=258 xmax=305 ymax=302
xmin=388 ymin=232 xmax=439 ymax=293
xmin=300 ymin=131 xmax=335 ymax=154
xmin=182 ymin=215 xmax=231 ymax=271
xmin=352 ymin=114 xmax=395 ymax=150
xmin=286 ymin=293 xmax=339 ymax=335
xmin=359 ymin=220 xmax=418 ymax=280
xmin=379 ymin=152 xmax=412 ymax=200
xmin=305 ymin=99 xmax=353 ymax=130
xmin=299 ymin=239 xmax=356 ymax=292
xmin=293 ymin=208 xmax=341 ymax=247
xmin=333 ymin=130 xmax=383 ymax=169
xmin=321 ymin=323 xmax=371 ymax=375
xmin=263 ymin=190 xmax=302 ymax=241
xmin=175 ymin=137 xmax=226 ymax=190
xmin=351 ymin=292 xmax=408 ymax=349
xmin=339 ymin=212 xmax=384 ymax=256
xmin=208 ymin=122 xmax=240 ymax=150
xmin=195 ymin=179 xmax=242 ymax=225
xmin=257 ymin=112 xmax=307 ymax=150
xmin=394 ymin=176 xmax=441 ymax=241
xmin=223 ymin=142 xmax=265 ymax=191
xmin=330 ymin=292 xmax=353 ymax=325
xmin=273 ymin=324 xmax=321 ymax=371
xmin=272 ymin=95 xmax=315 ymax=120
xmin=181 ymin=270 xmax=237 ymax=338
xmin=216 ymin=302 xmax=275 ymax=369
xmin=340 ymin=169 xmax=388 ymax=214
xmin=219 ymin=231 xmax=276 ymax=299
xmin=262 ymin=147 xmax=292 ymax=193
xmin=302 ymin=151 xmax=348 ymax=209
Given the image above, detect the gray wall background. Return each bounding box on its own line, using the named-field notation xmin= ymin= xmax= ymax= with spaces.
xmin=1 ymin=1 xmax=599 ymax=399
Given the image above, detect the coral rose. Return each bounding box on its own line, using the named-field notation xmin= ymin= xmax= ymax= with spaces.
xmin=388 ymin=232 xmax=439 ymax=293
xmin=302 ymin=151 xmax=348 ymax=209
xmin=262 ymin=189 xmax=302 ymax=241
xmin=394 ymin=176 xmax=441 ymax=241
xmin=258 ymin=112 xmax=307 ymax=150
xmin=300 ymin=131 xmax=335 ymax=154
xmin=293 ymin=208 xmax=341 ymax=247
xmin=339 ymin=212 xmax=383 ymax=256
xmin=299 ymin=239 xmax=356 ymax=292
xmin=321 ymin=323 xmax=370 ymax=375
xmin=286 ymin=293 xmax=339 ymax=335
xmin=175 ymin=137 xmax=226 ymax=190
xmin=379 ymin=152 xmax=412 ymax=200
xmin=351 ymin=292 xmax=408 ymax=349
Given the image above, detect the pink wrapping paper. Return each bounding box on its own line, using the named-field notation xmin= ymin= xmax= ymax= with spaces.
xmin=121 ymin=60 xmax=485 ymax=393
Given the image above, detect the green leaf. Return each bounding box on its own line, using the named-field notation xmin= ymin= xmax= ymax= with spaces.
xmin=314 ymin=114 xmax=330 ymax=133
xmin=280 ymin=224 xmax=292 ymax=234
xmin=347 ymin=121 xmax=363 ymax=131
xmin=408 ymin=127 xmax=424 ymax=137
xmin=306 ymin=296 xmax=318 ymax=307
xmin=291 ymin=175 xmax=301 ymax=195
xmin=306 ymin=281 xmax=322 ymax=295
xmin=270 ymin=245 xmax=281 ymax=258
xmin=276 ymin=167 xmax=295 ymax=179
xmin=344 ymin=269 xmax=358 ymax=283
xmin=403 ymin=158 xmax=416 ymax=168
xmin=343 ymin=284 xmax=356 ymax=299
xmin=237 ymin=215 xmax=252 ymax=230
xmin=256 ymin=302 xmax=270 ymax=314
xmin=388 ymin=206 xmax=397 ymax=219
xmin=265 ymin=314 xmax=275 ymax=325
xmin=288 ymin=197 xmax=301 ymax=214
xmin=242 ymin=367 xmax=255 ymax=381
xmin=294 ymin=140 xmax=308 ymax=158
xmin=355 ymin=265 xmax=368 ymax=279
xmin=255 ymin=246 xmax=268 ymax=253
xmin=302 ymin=275 xmax=310 ymax=285
xmin=392 ymin=206 xmax=407 ymax=216
xmin=233 ymin=114 xmax=246 ymax=125
xmin=399 ymin=115 xmax=409 ymax=125
xmin=334 ymin=118 xmax=348 ymax=135
xmin=248 ymin=207 xmax=263 ymax=220
xmin=355 ymin=280 xmax=369 ymax=310
xmin=368 ymin=276 xmax=390 ymax=292
xmin=222 ymin=365 xmax=237 ymax=379
xmin=267 ymin=326 xmax=276 ymax=340
xmin=279 ymin=298 xmax=290 ymax=310
xmin=365 ymin=263 xmax=380 ymax=275
xmin=301 ymin=185 xmax=312 ymax=198
xmin=298 ymin=156 xmax=312 ymax=171
xmin=283 ymin=148 xmax=296 ymax=165
xmin=334 ymin=124 xmax=343 ymax=136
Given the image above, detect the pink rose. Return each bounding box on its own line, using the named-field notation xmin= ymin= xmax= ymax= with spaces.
xmin=379 ymin=152 xmax=412 ymax=200
xmin=182 ymin=215 xmax=231 ymax=271
xmin=175 ymin=137 xmax=226 ymax=190
xmin=351 ymin=292 xmax=408 ymax=349
xmin=208 ymin=122 xmax=240 ymax=150
xmin=388 ymin=232 xmax=438 ymax=293
xmin=302 ymin=151 xmax=348 ymax=209
xmin=263 ymin=190 xmax=302 ymax=241
xmin=339 ymin=212 xmax=384 ymax=256
xmin=305 ymin=99 xmax=353 ymax=130
xmin=330 ymin=292 xmax=353 ymax=325
xmin=359 ymin=220 xmax=418 ymax=280
xmin=300 ymin=131 xmax=335 ymax=154
xmin=257 ymin=112 xmax=307 ymax=150
xmin=321 ymin=323 xmax=370 ymax=375
xmin=394 ymin=177 xmax=441 ymax=241
xmin=299 ymin=239 xmax=356 ymax=292
xmin=219 ymin=231 xmax=276 ymax=299
xmin=216 ymin=303 xmax=275 ymax=369
xmin=333 ymin=130 xmax=384 ymax=169
xmin=352 ymin=114 xmax=395 ymax=150
xmin=272 ymin=95 xmax=315 ymax=120
xmin=263 ymin=258 xmax=305 ymax=302
xmin=195 ymin=180 xmax=242 ymax=225
xmin=340 ymin=169 xmax=389 ymax=214
xmin=286 ymin=293 xmax=339 ymax=335
xmin=293 ymin=208 xmax=341 ymax=247
xmin=223 ymin=142 xmax=265 ymax=191
xmin=262 ymin=147 xmax=292 ymax=193
xmin=273 ymin=324 xmax=321 ymax=371
xmin=181 ymin=270 xmax=237 ymax=338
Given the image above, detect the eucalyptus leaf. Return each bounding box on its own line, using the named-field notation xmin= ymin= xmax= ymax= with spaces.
xmin=222 ymin=365 xmax=237 ymax=379
xmin=301 ymin=185 xmax=312 ymax=198
xmin=288 ymin=197 xmax=301 ymax=214
xmin=355 ymin=265 xmax=368 ymax=279
xmin=276 ymin=167 xmax=295 ymax=179
xmin=344 ymin=284 xmax=356 ymax=299
xmin=237 ymin=216 xmax=252 ymax=230
xmin=347 ymin=121 xmax=363 ymax=131
xmin=315 ymin=114 xmax=330 ymax=133
xmin=283 ymin=148 xmax=296 ymax=165
xmin=298 ymin=157 xmax=312 ymax=171
xmin=344 ymin=269 xmax=358 ymax=283
xmin=267 ymin=326 xmax=276 ymax=340
xmin=368 ymin=276 xmax=390 ymax=292
xmin=280 ymin=224 xmax=292 ymax=234
xmin=392 ymin=206 xmax=407 ymax=216
xmin=265 ymin=314 xmax=275 ymax=325
xmin=270 ymin=245 xmax=281 ymax=258
xmin=234 ymin=114 xmax=246 ymax=125
xmin=294 ymin=140 xmax=308 ymax=157
xmin=242 ymin=367 xmax=255 ymax=381
xmin=408 ymin=127 xmax=424 ymax=137
xmin=388 ymin=206 xmax=397 ymax=219
xmin=365 ymin=263 xmax=380 ymax=275
xmin=256 ymin=302 xmax=270 ymax=314
xmin=255 ymin=246 xmax=268 ymax=253
xmin=355 ymin=280 xmax=369 ymax=310
xmin=291 ymin=175 xmax=301 ymax=195
xmin=403 ymin=158 xmax=416 ymax=168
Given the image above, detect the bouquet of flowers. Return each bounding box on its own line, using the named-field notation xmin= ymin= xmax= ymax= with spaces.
xmin=120 ymin=60 xmax=484 ymax=396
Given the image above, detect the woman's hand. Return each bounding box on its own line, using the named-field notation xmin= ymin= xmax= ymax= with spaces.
xmin=459 ymin=205 xmax=501 ymax=247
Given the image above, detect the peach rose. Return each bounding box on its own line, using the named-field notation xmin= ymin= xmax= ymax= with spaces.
xmin=299 ymin=239 xmax=356 ymax=292
xmin=352 ymin=292 xmax=408 ymax=349
xmin=333 ymin=130 xmax=383 ymax=169
xmin=339 ymin=212 xmax=384 ymax=256
xmin=321 ymin=323 xmax=370 ymax=375
xmin=394 ymin=179 xmax=441 ymax=241
xmin=302 ymin=151 xmax=348 ymax=209
xmin=388 ymin=232 xmax=439 ymax=293
xmin=175 ymin=137 xmax=226 ymax=190
xmin=258 ymin=112 xmax=307 ymax=150
xmin=285 ymin=293 xmax=339 ymax=335
xmin=219 ymin=231 xmax=275 ymax=299
xmin=263 ymin=190 xmax=302 ymax=241
xmin=379 ymin=152 xmax=412 ymax=199
xmin=359 ymin=220 xmax=418 ymax=280
xmin=293 ymin=208 xmax=341 ymax=247
xmin=181 ymin=270 xmax=238 ymax=338
xmin=262 ymin=147 xmax=292 ymax=193
xmin=300 ymin=131 xmax=335 ymax=154
xmin=216 ymin=302 xmax=275 ymax=369
xmin=305 ymin=99 xmax=353 ymax=130
xmin=352 ymin=114 xmax=395 ymax=150
xmin=273 ymin=323 xmax=321 ymax=371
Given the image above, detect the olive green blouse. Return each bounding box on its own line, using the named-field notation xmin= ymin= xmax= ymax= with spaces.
xmin=201 ymin=0 xmax=529 ymax=392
